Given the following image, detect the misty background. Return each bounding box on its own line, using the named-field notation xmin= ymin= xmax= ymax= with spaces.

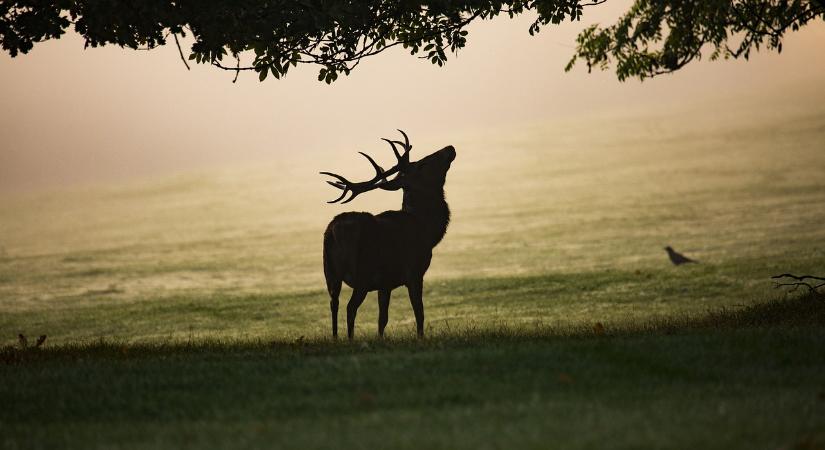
xmin=1 ymin=2 xmax=824 ymax=193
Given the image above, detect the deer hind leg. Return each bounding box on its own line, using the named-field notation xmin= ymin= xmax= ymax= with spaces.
xmin=406 ymin=279 xmax=425 ymax=338
xmin=346 ymin=288 xmax=368 ymax=340
xmin=328 ymin=284 xmax=341 ymax=339
xmin=378 ymin=289 xmax=392 ymax=337
xmin=324 ymin=259 xmax=342 ymax=339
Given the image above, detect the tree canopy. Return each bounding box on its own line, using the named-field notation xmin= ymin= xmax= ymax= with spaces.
xmin=2 ymin=0 xmax=822 ymax=83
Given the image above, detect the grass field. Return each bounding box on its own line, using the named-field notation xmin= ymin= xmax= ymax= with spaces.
xmin=2 ymin=93 xmax=825 ymax=448
xmin=3 ymin=295 xmax=825 ymax=450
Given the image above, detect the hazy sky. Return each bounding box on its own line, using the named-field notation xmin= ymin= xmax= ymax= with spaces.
xmin=1 ymin=3 xmax=824 ymax=192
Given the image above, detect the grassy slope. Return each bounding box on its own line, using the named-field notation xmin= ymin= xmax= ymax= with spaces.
xmin=3 ymin=295 xmax=825 ymax=450
xmin=1 ymin=94 xmax=825 ymax=449
xmin=1 ymin=99 xmax=824 ymax=343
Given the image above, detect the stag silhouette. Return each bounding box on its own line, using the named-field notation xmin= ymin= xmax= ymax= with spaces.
xmin=321 ymin=130 xmax=455 ymax=339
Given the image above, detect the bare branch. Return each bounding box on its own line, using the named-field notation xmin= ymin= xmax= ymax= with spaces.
xmin=771 ymin=274 xmax=825 ymax=293
xmin=232 ymin=54 xmax=241 ymax=83
xmin=772 ymin=274 xmax=825 ymax=282
xmin=173 ymin=33 xmax=190 ymax=71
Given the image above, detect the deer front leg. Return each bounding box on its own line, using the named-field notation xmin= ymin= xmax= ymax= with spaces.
xmin=378 ymin=289 xmax=392 ymax=337
xmin=406 ymin=279 xmax=425 ymax=338
xmin=346 ymin=289 xmax=368 ymax=340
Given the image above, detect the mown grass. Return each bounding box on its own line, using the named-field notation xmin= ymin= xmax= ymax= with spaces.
xmin=3 ymin=293 xmax=825 ymax=450
xmin=0 ymin=262 xmax=806 ymax=344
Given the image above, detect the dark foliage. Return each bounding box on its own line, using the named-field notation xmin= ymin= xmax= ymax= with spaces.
xmin=3 ymin=1 xmax=821 ymax=82
xmin=0 ymin=0 xmax=597 ymax=82
xmin=565 ymin=0 xmax=825 ymax=80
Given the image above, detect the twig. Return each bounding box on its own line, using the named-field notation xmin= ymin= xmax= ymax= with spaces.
xmin=772 ymin=274 xmax=825 ymax=282
xmin=173 ymin=33 xmax=190 ymax=71
xmin=212 ymin=9 xmax=485 ymax=75
xmin=771 ymin=273 xmax=825 ymax=293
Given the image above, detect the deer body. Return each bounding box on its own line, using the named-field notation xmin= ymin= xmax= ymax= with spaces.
xmin=321 ymin=131 xmax=455 ymax=339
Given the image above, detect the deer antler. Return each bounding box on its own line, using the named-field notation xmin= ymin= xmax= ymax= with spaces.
xmin=320 ymin=152 xmax=388 ymax=204
xmin=381 ymin=129 xmax=411 ymax=165
xmin=321 ymin=130 xmax=412 ymax=204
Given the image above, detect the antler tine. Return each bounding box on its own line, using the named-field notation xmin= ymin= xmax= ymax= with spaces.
xmin=340 ymin=191 xmax=359 ymax=204
xmin=396 ymin=129 xmax=411 ymax=151
xmin=319 ymin=171 xmax=351 ymax=203
xmin=327 ymin=189 xmax=350 ymax=204
xmin=388 ymin=129 xmax=411 ymax=161
xmin=358 ymin=151 xmax=387 ymax=182
xmin=319 ymin=171 xmax=349 ymax=186
xmin=381 ymin=138 xmax=403 ymax=160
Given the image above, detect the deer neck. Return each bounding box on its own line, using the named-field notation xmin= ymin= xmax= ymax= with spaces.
xmin=402 ymin=189 xmax=450 ymax=248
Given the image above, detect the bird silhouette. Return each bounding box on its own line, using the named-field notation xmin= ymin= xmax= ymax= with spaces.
xmin=664 ymin=246 xmax=698 ymax=265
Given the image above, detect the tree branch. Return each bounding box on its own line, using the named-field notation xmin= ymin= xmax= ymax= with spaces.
xmin=173 ymin=33 xmax=190 ymax=71
xmin=3 ymin=0 xmax=823 ymax=83
xmin=772 ymin=274 xmax=825 ymax=293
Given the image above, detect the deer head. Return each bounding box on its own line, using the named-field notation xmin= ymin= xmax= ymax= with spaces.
xmin=321 ymin=130 xmax=455 ymax=204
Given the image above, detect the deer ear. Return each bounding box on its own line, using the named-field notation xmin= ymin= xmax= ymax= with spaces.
xmin=378 ymin=176 xmax=405 ymax=191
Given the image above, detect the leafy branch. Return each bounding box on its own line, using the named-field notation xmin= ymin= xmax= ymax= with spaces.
xmin=2 ymin=0 xmax=823 ymax=83
xmin=565 ymin=0 xmax=825 ymax=81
